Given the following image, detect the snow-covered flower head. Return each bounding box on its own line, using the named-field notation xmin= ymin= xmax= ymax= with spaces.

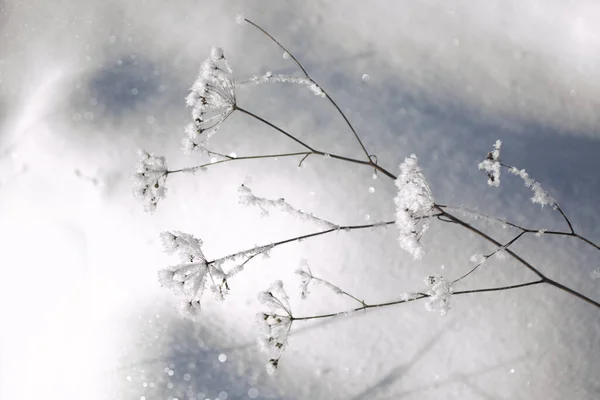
xmin=479 ymin=140 xmax=502 ymax=187
xmin=256 ymin=280 xmax=292 ymax=375
xmin=184 ymin=47 xmax=236 ymax=154
xmin=394 ymin=154 xmax=435 ymax=259
xmin=424 ymin=275 xmax=453 ymax=316
xmin=131 ymin=149 xmax=168 ymax=213
xmin=158 ymin=231 xmax=226 ymax=319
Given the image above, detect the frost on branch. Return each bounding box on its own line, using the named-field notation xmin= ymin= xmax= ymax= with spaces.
xmin=508 ymin=167 xmax=557 ymax=209
xmin=158 ymin=231 xmax=227 ymax=319
xmin=237 ymin=72 xmax=326 ymax=98
xmin=256 ymin=281 xmax=292 ymax=375
xmin=394 ymin=154 xmax=435 ymax=259
xmin=238 ymin=184 xmax=339 ymax=229
xmin=478 ymin=140 xmax=502 ymax=187
xmin=131 ymin=149 xmax=168 ymax=213
xmin=184 ymin=47 xmax=236 ymax=154
xmin=423 ymin=275 xmax=453 ymax=316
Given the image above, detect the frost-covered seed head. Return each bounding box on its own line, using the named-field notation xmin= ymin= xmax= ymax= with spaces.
xmin=394 ymin=154 xmax=435 ymax=259
xmin=423 ymin=275 xmax=453 ymax=316
xmin=184 ymin=47 xmax=236 ymax=154
xmin=157 ymin=231 xmax=227 ymax=319
xmin=478 ymin=140 xmax=502 ymax=187
xmin=256 ymin=282 xmax=293 ymax=374
xmin=131 ymin=149 xmax=168 ymax=213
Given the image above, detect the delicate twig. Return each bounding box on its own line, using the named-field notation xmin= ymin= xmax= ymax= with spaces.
xmin=438 ymin=205 xmax=600 ymax=253
xmin=437 ymin=206 xmax=600 ymax=309
xmin=167 ymin=151 xmax=311 ymax=174
xmin=206 ymin=221 xmax=396 ymax=266
xmin=452 ymin=231 xmax=526 ymax=284
xmin=235 ymin=105 xmax=316 ymax=151
xmin=243 ymin=17 xmax=372 ymax=161
xmin=290 ymin=280 xmax=545 ymax=322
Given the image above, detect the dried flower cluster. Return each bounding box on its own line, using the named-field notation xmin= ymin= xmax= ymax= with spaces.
xmin=394 ymin=154 xmax=435 ymax=259
xmin=131 ymin=149 xmax=168 ymax=213
xmin=256 ymin=281 xmax=293 ymax=375
xmin=423 ymin=275 xmax=453 ymax=316
xmin=157 ymin=231 xmax=227 ymax=319
xmin=479 ymin=140 xmax=502 ymax=187
xmin=183 ymin=47 xmax=236 ymax=154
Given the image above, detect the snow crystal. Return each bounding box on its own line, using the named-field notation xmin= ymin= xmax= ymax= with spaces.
xmin=235 ymin=13 xmax=245 ymax=25
xmin=394 ymin=154 xmax=435 ymax=259
xmin=361 ymin=73 xmax=370 ymax=82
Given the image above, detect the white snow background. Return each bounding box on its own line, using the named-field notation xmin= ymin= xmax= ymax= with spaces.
xmin=1 ymin=0 xmax=599 ymax=399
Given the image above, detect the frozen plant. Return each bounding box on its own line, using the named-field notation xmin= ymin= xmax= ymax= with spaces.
xmin=478 ymin=139 xmax=502 ymax=187
xmin=131 ymin=149 xmax=168 ymax=213
xmin=132 ymin=16 xmax=600 ymax=377
xmin=183 ymin=47 xmax=236 ymax=154
xmin=157 ymin=231 xmax=228 ymax=319
xmin=238 ymin=184 xmax=339 ymax=229
xmin=423 ymin=275 xmax=453 ymax=316
xmin=394 ymin=154 xmax=435 ymax=259
xmin=256 ymin=281 xmax=293 ymax=375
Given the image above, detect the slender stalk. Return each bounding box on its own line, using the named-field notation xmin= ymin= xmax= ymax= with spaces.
xmin=206 ymin=221 xmax=396 ymax=266
xmin=290 ymin=280 xmax=546 ymax=322
xmin=244 ymin=17 xmax=372 ymax=161
xmin=235 ymin=105 xmax=316 ymax=151
xmin=452 ymin=231 xmax=527 ymax=284
xmin=167 ymin=151 xmax=311 ymax=174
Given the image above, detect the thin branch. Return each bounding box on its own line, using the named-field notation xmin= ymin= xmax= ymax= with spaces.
xmin=235 ymin=105 xmax=316 ymax=151
xmin=290 ymin=280 xmax=545 ymax=322
xmin=437 ymin=206 xmax=600 ymax=309
xmin=167 ymin=151 xmax=310 ymax=174
xmin=243 ymin=17 xmax=372 ymax=161
xmin=437 ymin=206 xmax=547 ymax=280
xmin=452 ymin=231 xmax=527 ymax=284
xmin=437 ymin=205 xmax=600 ymax=253
xmin=206 ymin=221 xmax=396 ymax=266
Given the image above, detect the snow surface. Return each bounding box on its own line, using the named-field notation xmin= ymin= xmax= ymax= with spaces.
xmin=1 ymin=0 xmax=599 ymax=399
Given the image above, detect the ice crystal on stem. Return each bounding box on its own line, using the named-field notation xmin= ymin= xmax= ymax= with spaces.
xmin=238 ymin=184 xmax=338 ymax=229
xmin=508 ymin=167 xmax=557 ymax=208
xmin=237 ymin=73 xmax=326 ymax=98
xmin=424 ymin=275 xmax=453 ymax=316
xmin=158 ymin=231 xmax=227 ymax=319
xmin=479 ymin=140 xmax=502 ymax=187
xmin=184 ymin=47 xmax=236 ymax=154
xmin=394 ymin=154 xmax=435 ymax=259
xmin=256 ymin=281 xmax=292 ymax=375
xmin=131 ymin=149 xmax=168 ymax=213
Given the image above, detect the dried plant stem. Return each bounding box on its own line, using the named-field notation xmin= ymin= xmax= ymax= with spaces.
xmin=290 ymin=280 xmax=545 ymax=322
xmin=243 ymin=18 xmax=372 ymax=162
